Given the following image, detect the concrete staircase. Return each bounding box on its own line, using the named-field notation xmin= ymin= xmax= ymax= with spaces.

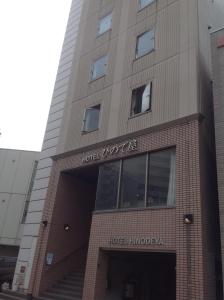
xmin=0 ymin=290 xmax=26 ymax=300
xmin=0 ymin=268 xmax=85 ymax=300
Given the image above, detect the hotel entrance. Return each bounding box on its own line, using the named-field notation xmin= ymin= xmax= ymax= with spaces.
xmin=104 ymin=251 xmax=176 ymax=300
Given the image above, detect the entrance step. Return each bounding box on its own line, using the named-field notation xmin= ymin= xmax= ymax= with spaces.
xmin=0 ymin=290 xmax=26 ymax=300
xmin=0 ymin=268 xmax=85 ymax=300
xmin=36 ymin=267 xmax=85 ymax=300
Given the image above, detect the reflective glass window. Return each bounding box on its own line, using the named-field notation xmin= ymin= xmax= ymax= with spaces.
xmin=83 ymin=105 xmax=100 ymax=132
xmin=95 ymin=161 xmax=120 ymax=210
xmin=139 ymin=0 xmax=155 ymax=10
xmin=136 ymin=30 xmax=155 ymax=58
xmin=98 ymin=13 xmax=112 ymax=35
xmin=91 ymin=56 xmax=107 ymax=80
xmin=119 ymin=155 xmax=146 ymax=209
xmin=147 ymin=149 xmax=176 ymax=207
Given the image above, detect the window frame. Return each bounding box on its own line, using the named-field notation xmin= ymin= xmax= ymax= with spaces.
xmin=91 ymin=55 xmax=108 ymax=81
xmin=135 ymin=29 xmax=155 ymax=59
xmin=97 ymin=12 xmax=112 ymax=36
xmin=82 ymin=104 xmax=101 ymax=133
xmin=138 ymin=0 xmax=155 ymax=10
xmin=130 ymin=81 xmax=153 ymax=117
xmin=95 ymin=148 xmax=176 ymax=212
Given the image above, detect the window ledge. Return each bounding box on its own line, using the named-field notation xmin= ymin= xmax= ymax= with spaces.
xmin=93 ymin=205 xmax=175 ymax=215
xmin=96 ymin=28 xmax=112 ymax=38
xmin=129 ymin=110 xmax=152 ymax=119
xmin=89 ymin=74 xmax=106 ymax=84
xmin=81 ymin=128 xmax=99 ymax=135
xmin=135 ymin=48 xmax=155 ymax=61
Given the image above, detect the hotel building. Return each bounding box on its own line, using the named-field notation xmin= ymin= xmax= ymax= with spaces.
xmin=9 ymin=1 xmax=224 ymax=300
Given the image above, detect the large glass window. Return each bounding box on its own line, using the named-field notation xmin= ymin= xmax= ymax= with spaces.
xmin=83 ymin=104 xmax=100 ymax=132
xmin=139 ymin=0 xmax=155 ymax=10
xmin=136 ymin=30 xmax=155 ymax=58
xmin=91 ymin=55 xmax=107 ymax=80
xmin=119 ymin=155 xmax=146 ymax=209
xmin=95 ymin=161 xmax=120 ymax=210
xmin=147 ymin=148 xmax=176 ymax=207
xmin=98 ymin=13 xmax=112 ymax=35
xmin=95 ymin=148 xmax=176 ymax=211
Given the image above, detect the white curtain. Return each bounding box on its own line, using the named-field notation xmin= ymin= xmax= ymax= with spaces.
xmin=167 ymin=150 xmax=176 ymax=206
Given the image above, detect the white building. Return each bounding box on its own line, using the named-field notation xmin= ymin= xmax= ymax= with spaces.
xmin=0 ymin=149 xmax=39 ymax=259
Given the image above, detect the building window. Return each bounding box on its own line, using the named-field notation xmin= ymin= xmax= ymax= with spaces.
xmin=95 ymin=148 xmax=176 ymax=211
xmin=83 ymin=104 xmax=100 ymax=132
xmin=91 ymin=56 xmax=107 ymax=80
xmin=147 ymin=148 xmax=176 ymax=207
xmin=98 ymin=13 xmax=112 ymax=35
xmin=139 ymin=0 xmax=155 ymax=10
xmin=131 ymin=82 xmax=152 ymax=116
xmin=136 ymin=30 xmax=155 ymax=58
xmin=96 ymin=161 xmax=120 ymax=210
xmin=119 ymin=155 xmax=146 ymax=209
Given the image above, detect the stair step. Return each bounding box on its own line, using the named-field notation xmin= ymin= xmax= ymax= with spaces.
xmin=56 ymin=283 xmax=83 ymax=292
xmin=0 ymin=291 xmax=25 ymax=299
xmin=58 ymin=279 xmax=83 ymax=288
xmin=0 ymin=293 xmax=25 ymax=300
xmin=62 ymin=278 xmax=84 ymax=284
xmin=66 ymin=274 xmax=85 ymax=280
xmin=41 ymin=292 xmax=81 ymax=300
xmin=50 ymin=287 xmax=82 ymax=297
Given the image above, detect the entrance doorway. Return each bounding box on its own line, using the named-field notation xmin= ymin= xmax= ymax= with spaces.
xmin=105 ymin=251 xmax=176 ymax=300
xmin=38 ymin=165 xmax=99 ymax=292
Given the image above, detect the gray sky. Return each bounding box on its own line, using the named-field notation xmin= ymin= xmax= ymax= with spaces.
xmin=0 ymin=0 xmax=72 ymax=151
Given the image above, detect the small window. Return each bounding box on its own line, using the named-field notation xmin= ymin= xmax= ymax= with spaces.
xmin=98 ymin=13 xmax=112 ymax=35
xmin=139 ymin=0 xmax=155 ymax=10
xmin=83 ymin=104 xmax=100 ymax=132
xmin=91 ymin=56 xmax=107 ymax=80
xmin=131 ymin=82 xmax=152 ymax=116
xmin=136 ymin=30 xmax=155 ymax=58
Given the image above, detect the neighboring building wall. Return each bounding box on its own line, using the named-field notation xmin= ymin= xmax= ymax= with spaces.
xmin=0 ymin=149 xmax=39 ymax=250
xmin=12 ymin=0 xmax=84 ymax=292
xmin=211 ymin=27 xmax=224 ymax=293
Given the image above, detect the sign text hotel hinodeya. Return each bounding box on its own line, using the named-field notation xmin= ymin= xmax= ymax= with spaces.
xmin=82 ymin=139 xmax=138 ymax=163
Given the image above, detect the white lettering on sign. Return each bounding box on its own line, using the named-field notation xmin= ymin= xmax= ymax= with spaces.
xmin=109 ymin=237 xmax=164 ymax=246
xmin=82 ymin=139 xmax=138 ymax=164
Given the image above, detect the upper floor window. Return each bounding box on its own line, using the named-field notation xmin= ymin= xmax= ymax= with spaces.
xmin=95 ymin=148 xmax=176 ymax=211
xmin=98 ymin=13 xmax=112 ymax=36
xmin=131 ymin=82 xmax=152 ymax=116
xmin=83 ymin=104 xmax=100 ymax=133
xmin=136 ymin=30 xmax=155 ymax=58
xmin=139 ymin=0 xmax=155 ymax=10
xmin=91 ymin=56 xmax=107 ymax=80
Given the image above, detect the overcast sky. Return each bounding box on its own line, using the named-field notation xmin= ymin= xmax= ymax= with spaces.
xmin=0 ymin=0 xmax=72 ymax=151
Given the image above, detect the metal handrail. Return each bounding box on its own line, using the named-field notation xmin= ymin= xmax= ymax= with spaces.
xmin=47 ymin=242 xmax=88 ymax=271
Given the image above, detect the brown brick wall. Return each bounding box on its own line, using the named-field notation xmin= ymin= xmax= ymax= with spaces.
xmin=29 ymin=116 xmax=218 ymax=300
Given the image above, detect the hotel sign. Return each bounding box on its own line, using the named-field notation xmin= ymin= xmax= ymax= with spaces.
xmin=82 ymin=139 xmax=138 ymax=164
xmin=109 ymin=237 xmax=164 ymax=246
